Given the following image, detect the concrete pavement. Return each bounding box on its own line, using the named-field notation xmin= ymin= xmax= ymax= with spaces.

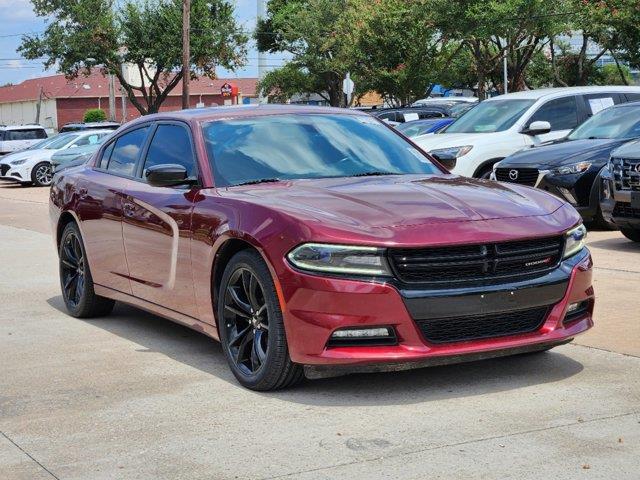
xmin=1 ymin=183 xmax=639 ymax=479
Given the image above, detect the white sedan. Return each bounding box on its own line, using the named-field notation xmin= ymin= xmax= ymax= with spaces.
xmin=0 ymin=130 xmax=113 ymax=186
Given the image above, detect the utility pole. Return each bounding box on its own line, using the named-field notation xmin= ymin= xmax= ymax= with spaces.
xmin=503 ymin=54 xmax=508 ymax=95
xmin=182 ymin=0 xmax=191 ymax=110
xmin=35 ymin=85 xmax=43 ymax=124
xmin=108 ymin=74 xmax=116 ymax=121
xmin=257 ymin=0 xmax=267 ymax=103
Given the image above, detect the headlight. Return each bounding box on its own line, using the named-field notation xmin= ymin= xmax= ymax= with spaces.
xmin=429 ymin=145 xmax=473 ymax=159
xmin=563 ymin=224 xmax=587 ymax=259
xmin=10 ymin=159 xmax=26 ymax=165
xmin=554 ymin=161 xmax=592 ymax=175
xmin=287 ymin=243 xmax=392 ymax=276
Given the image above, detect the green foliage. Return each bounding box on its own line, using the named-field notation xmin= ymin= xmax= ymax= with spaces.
xmin=598 ymin=63 xmax=632 ymax=86
xmin=83 ymin=108 xmax=107 ymax=122
xmin=256 ymin=0 xmax=365 ymax=106
xmin=20 ymin=0 xmax=247 ymax=114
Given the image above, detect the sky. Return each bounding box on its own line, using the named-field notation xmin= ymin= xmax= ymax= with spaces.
xmin=0 ymin=0 xmax=283 ymax=85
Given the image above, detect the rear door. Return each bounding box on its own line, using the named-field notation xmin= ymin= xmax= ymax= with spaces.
xmin=74 ymin=126 xmax=152 ymax=295
xmin=580 ymin=92 xmax=623 ymax=119
xmin=120 ymin=122 xmax=200 ymax=316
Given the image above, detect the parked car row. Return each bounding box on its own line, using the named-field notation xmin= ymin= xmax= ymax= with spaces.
xmin=0 ymin=129 xmax=113 ymax=186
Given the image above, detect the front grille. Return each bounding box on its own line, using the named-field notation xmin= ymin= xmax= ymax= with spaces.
xmin=415 ymin=306 xmax=549 ymax=344
xmin=613 ymin=202 xmax=640 ymax=219
xmin=611 ymin=157 xmax=640 ymax=191
xmin=388 ymin=236 xmax=564 ymax=288
xmin=495 ymin=167 xmax=539 ymax=186
xmin=0 ymin=164 xmax=9 ymax=176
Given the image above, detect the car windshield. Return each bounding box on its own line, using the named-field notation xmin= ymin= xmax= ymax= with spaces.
xmin=443 ymin=99 xmax=535 ymax=133
xmin=27 ymin=136 xmax=58 ymax=150
xmin=568 ymin=106 xmax=640 ymax=140
xmin=203 ymin=113 xmax=441 ymax=187
xmin=43 ymin=133 xmax=80 ymax=150
xmin=449 ymin=103 xmax=474 ymax=118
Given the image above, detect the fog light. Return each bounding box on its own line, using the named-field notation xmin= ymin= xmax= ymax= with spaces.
xmin=327 ymin=326 xmax=397 ymax=347
xmin=567 ymin=302 xmax=581 ymax=313
xmin=331 ymin=327 xmax=392 ymax=338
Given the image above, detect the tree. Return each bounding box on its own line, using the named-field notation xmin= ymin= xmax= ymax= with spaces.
xmin=20 ymin=0 xmax=247 ymax=115
xmin=256 ymin=0 xmax=365 ymax=106
xmin=83 ymin=108 xmax=107 ymax=122
xmin=427 ymin=0 xmax=569 ymax=98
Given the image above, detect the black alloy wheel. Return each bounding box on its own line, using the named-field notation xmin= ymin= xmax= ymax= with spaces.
xmin=218 ymin=250 xmax=303 ymax=390
xmin=58 ymin=222 xmax=115 ymax=318
xmin=61 ymin=231 xmax=86 ymax=309
xmin=223 ymin=267 xmax=270 ymax=375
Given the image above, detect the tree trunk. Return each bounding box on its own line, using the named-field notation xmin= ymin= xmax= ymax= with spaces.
xmin=612 ymin=54 xmax=630 ymax=85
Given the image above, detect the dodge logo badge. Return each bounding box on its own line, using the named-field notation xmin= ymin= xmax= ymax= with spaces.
xmin=509 ymin=169 xmax=519 ymax=180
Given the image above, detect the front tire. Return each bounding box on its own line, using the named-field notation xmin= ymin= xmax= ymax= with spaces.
xmin=218 ymin=250 xmax=303 ymax=391
xmin=31 ymin=161 xmax=53 ymax=186
xmin=59 ymin=222 xmax=115 ymax=318
xmin=621 ymin=227 xmax=640 ymax=242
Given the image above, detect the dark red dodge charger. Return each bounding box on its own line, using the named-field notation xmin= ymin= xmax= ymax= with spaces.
xmin=50 ymin=105 xmax=594 ymax=390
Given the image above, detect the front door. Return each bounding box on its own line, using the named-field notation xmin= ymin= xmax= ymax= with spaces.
xmin=523 ymin=95 xmax=580 ymax=146
xmin=121 ymin=122 xmax=200 ymax=317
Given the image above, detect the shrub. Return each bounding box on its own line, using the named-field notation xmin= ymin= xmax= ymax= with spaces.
xmin=83 ymin=108 xmax=107 ymax=123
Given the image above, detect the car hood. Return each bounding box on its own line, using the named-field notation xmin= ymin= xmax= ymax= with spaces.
xmin=0 ymin=148 xmax=50 ymax=164
xmin=499 ymin=138 xmax=629 ymax=168
xmin=612 ymin=138 xmax=640 ymax=159
xmin=413 ymin=132 xmax=500 ymax=150
xmin=219 ymin=175 xmax=573 ymax=244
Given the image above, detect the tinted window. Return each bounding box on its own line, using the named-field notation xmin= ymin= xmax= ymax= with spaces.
xmin=98 ymin=142 xmax=115 ymax=169
xmin=106 ymin=127 xmax=149 ymax=176
xmin=377 ymin=111 xmax=397 ymax=121
xmin=528 ymin=96 xmax=578 ymax=131
xmin=568 ymin=105 xmax=640 ymax=140
xmin=143 ymin=124 xmax=196 ymax=178
xmin=203 ymin=114 xmax=440 ymax=187
xmin=7 ymin=129 xmax=45 ymax=140
xmin=72 ymin=133 xmax=105 ymax=147
xmin=625 ymin=93 xmax=640 ymax=102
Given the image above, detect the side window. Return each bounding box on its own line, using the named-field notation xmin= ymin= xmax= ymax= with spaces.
xmin=73 ymin=134 xmax=100 ymax=147
xmin=528 ymin=96 xmax=578 ymax=131
xmin=98 ymin=142 xmax=115 ymax=169
xmin=105 ymin=127 xmax=149 ymax=176
xmin=625 ymin=93 xmax=640 ymax=102
xmin=36 ymin=129 xmax=47 ymax=139
xmin=142 ymin=124 xmax=196 ymax=179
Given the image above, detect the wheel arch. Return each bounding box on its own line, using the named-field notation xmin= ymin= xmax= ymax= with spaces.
xmin=473 ymin=158 xmax=504 ymax=178
xmin=210 ymin=235 xmax=286 ymax=331
xmin=56 ymin=210 xmax=80 ymax=248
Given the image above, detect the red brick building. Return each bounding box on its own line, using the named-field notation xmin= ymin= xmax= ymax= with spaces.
xmin=0 ymin=72 xmax=258 ymax=130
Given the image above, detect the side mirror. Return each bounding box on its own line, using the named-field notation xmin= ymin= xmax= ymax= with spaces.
xmin=145 ymin=163 xmax=192 ymax=187
xmin=431 ymin=152 xmax=457 ymax=171
xmin=523 ymin=120 xmax=551 ymax=135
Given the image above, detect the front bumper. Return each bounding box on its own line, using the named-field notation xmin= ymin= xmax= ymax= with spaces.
xmin=600 ymin=172 xmax=640 ymax=228
xmin=0 ymin=163 xmax=29 ymax=183
xmin=279 ymin=249 xmax=594 ymax=367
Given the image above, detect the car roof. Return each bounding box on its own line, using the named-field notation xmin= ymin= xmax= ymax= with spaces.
xmin=0 ymin=124 xmax=46 ymax=131
xmin=62 ymin=121 xmax=120 ymax=127
xmin=123 ymin=104 xmax=367 ymax=126
xmin=485 ymin=86 xmax=640 ymax=102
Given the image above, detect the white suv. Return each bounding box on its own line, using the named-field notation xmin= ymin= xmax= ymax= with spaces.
xmin=0 ymin=125 xmax=48 ymax=155
xmin=414 ymin=86 xmax=640 ymax=178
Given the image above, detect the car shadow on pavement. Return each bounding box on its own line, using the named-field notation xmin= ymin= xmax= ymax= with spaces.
xmin=588 ymin=236 xmax=640 ymax=252
xmin=47 ymin=295 xmax=584 ymax=406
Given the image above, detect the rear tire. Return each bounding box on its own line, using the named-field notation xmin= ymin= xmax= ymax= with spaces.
xmin=218 ymin=250 xmax=303 ymax=391
xmin=59 ymin=222 xmax=115 ymax=318
xmin=31 ymin=161 xmax=53 ymax=187
xmin=621 ymin=227 xmax=640 ymax=242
